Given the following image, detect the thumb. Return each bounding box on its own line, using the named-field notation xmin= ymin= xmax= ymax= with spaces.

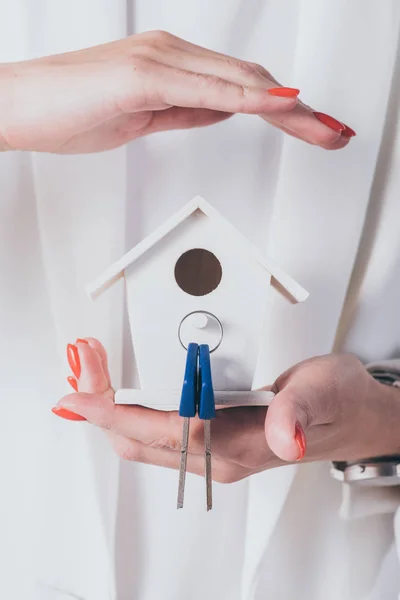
xmin=265 ymin=386 xmax=311 ymax=462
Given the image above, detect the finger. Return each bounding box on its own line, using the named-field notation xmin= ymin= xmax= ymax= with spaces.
xmin=161 ymin=57 xmax=354 ymax=147
xmin=54 ymin=390 xmax=272 ymax=469
xmin=131 ymin=44 xmax=298 ymax=113
xmin=108 ymin=432 xmax=204 ymax=472
xmin=133 ymin=31 xmax=281 ymax=85
xmin=137 ymin=34 xmax=355 ymax=147
xmin=55 ymin=392 xmax=183 ymax=446
xmin=108 ymin=432 xmax=251 ymax=483
xmin=143 ymin=106 xmax=233 ymax=134
xmin=321 ymin=132 xmax=352 ymax=151
xmin=66 ymin=340 xmax=110 ymax=394
xmin=261 ymin=104 xmax=354 ymax=149
xmin=264 ymin=388 xmax=310 ymax=463
xmin=266 ymin=118 xmax=351 ymax=150
xmin=209 ymin=407 xmax=275 ymax=468
xmin=54 ymin=385 xmax=254 ymax=481
xmin=264 ymin=354 xmax=344 ymax=463
xmin=123 ymin=58 xmax=295 ymax=115
xmin=83 ymin=337 xmax=112 ymax=384
xmin=55 ymin=108 xmax=232 ymax=153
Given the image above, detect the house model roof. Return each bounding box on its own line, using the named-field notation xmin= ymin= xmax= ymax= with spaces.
xmin=86 ymin=196 xmax=309 ymax=303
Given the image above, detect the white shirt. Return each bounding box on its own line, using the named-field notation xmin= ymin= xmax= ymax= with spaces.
xmin=1 ymin=1 xmax=400 ymax=599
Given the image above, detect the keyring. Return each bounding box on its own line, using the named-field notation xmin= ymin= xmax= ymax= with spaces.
xmin=178 ymin=310 xmax=223 ymax=353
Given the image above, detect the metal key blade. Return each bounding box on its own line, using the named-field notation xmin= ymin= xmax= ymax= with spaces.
xmin=204 ymin=419 xmax=212 ymax=511
xmin=177 ymin=417 xmax=190 ymax=509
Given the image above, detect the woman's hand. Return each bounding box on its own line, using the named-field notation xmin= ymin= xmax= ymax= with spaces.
xmin=53 ymin=339 xmax=400 ymax=483
xmin=0 ymin=31 xmax=354 ymax=154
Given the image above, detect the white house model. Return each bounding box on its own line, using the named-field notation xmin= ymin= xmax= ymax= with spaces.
xmin=86 ymin=196 xmax=308 ymax=409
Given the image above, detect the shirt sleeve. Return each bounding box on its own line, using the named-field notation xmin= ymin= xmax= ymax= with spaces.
xmin=339 ymin=358 xmax=400 ymax=520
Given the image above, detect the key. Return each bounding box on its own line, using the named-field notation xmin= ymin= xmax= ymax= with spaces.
xmin=198 ymin=345 xmax=215 ymax=511
xmin=177 ymin=343 xmax=198 ymax=510
xmin=177 ymin=343 xmax=215 ymax=510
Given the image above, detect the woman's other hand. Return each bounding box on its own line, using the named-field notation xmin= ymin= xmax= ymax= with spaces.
xmin=0 ymin=31 xmax=354 ymax=153
xmin=53 ymin=341 xmax=399 ymax=483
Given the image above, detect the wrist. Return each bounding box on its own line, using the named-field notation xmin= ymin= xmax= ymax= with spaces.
xmin=0 ymin=64 xmax=18 ymax=151
xmin=355 ymin=376 xmax=400 ymax=460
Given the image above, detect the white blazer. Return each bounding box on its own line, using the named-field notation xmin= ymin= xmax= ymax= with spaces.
xmin=1 ymin=1 xmax=400 ymax=599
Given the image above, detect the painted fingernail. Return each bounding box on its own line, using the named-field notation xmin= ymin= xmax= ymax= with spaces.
xmin=313 ymin=111 xmax=345 ymax=134
xmin=76 ymin=338 xmax=89 ymax=345
xmin=67 ymin=376 xmax=78 ymax=392
xmin=295 ymin=422 xmax=306 ymax=460
xmin=52 ymin=406 xmax=86 ymax=422
xmin=67 ymin=343 xmax=81 ymax=379
xmin=268 ymin=87 xmax=300 ymax=98
xmin=342 ymin=124 xmax=356 ymax=138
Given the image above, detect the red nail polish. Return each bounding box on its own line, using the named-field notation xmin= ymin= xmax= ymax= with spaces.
xmin=67 ymin=344 xmax=81 ymax=379
xmin=342 ymin=124 xmax=356 ymax=138
xmin=52 ymin=406 xmax=86 ymax=421
xmin=268 ymin=87 xmax=300 ymax=98
xmin=67 ymin=376 xmax=78 ymax=392
xmin=76 ymin=338 xmax=89 ymax=345
xmin=313 ymin=111 xmax=345 ymax=134
xmin=295 ymin=422 xmax=306 ymax=460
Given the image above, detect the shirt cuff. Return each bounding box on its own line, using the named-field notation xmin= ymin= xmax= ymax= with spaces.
xmin=338 ymin=358 xmax=400 ymax=519
xmin=340 ymin=483 xmax=400 ymax=519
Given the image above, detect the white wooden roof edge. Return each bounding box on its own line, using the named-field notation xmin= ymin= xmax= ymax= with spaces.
xmin=85 ymin=195 xmax=309 ymax=303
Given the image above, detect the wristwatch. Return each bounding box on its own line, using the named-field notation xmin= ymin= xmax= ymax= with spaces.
xmin=331 ymin=364 xmax=400 ymax=486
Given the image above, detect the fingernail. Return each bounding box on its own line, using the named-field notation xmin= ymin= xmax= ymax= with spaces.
xmin=76 ymin=338 xmax=89 ymax=345
xmin=268 ymin=87 xmax=300 ymax=98
xmin=313 ymin=111 xmax=345 ymax=134
xmin=342 ymin=123 xmax=356 ymax=138
xmin=295 ymin=422 xmax=306 ymax=460
xmin=67 ymin=376 xmax=78 ymax=392
xmin=52 ymin=406 xmax=86 ymax=422
xmin=67 ymin=344 xmax=81 ymax=379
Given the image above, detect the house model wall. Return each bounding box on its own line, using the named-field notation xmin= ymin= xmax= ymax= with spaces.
xmin=86 ymin=197 xmax=308 ymax=395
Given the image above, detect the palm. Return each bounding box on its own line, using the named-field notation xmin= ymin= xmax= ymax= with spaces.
xmin=55 ymin=107 xmax=229 ymax=153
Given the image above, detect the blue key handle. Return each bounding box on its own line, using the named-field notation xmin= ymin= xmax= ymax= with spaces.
xmin=198 ymin=344 xmax=216 ymax=420
xmin=179 ymin=343 xmax=199 ymax=418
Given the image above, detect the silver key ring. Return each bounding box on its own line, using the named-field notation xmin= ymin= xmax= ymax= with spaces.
xmin=178 ymin=310 xmax=223 ymax=353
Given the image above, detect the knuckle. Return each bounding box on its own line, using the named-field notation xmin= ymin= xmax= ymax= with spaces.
xmin=144 ymin=30 xmax=172 ymax=47
xmin=230 ymin=59 xmax=271 ymax=80
xmin=250 ymin=62 xmax=272 ymax=79
xmin=233 ymin=59 xmax=258 ymax=76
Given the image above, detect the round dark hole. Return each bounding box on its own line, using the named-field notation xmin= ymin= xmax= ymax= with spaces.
xmin=174 ymin=249 xmax=222 ymax=296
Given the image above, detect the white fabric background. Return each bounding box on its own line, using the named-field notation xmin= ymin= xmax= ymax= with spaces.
xmin=0 ymin=1 xmax=399 ymax=599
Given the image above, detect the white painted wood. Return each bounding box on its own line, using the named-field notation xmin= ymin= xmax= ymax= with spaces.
xmin=179 ymin=312 xmax=222 ymax=351
xmin=84 ymin=195 xmax=309 ymax=411
xmin=115 ymin=389 xmax=275 ymax=408
xmin=189 ymin=312 xmax=208 ymax=329
xmin=85 ymin=196 xmax=308 ymax=303
xmin=85 ymin=198 xmax=200 ymax=299
xmin=124 ymin=209 xmax=271 ymax=392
